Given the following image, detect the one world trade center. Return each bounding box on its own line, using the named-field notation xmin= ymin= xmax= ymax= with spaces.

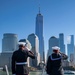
xmin=35 ymin=9 xmax=45 ymax=62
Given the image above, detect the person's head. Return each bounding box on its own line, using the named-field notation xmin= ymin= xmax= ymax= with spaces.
xmin=18 ymin=42 xmax=27 ymax=50
xmin=52 ymin=46 xmax=60 ymax=53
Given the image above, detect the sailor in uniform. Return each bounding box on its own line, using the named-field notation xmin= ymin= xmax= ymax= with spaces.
xmin=11 ymin=42 xmax=35 ymax=75
xmin=46 ymin=46 xmax=68 ymax=75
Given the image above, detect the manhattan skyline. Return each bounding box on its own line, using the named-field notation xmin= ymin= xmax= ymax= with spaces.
xmin=0 ymin=0 xmax=75 ymax=55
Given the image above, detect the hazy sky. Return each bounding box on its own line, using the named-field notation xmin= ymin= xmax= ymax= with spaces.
xmin=0 ymin=0 xmax=75 ymax=55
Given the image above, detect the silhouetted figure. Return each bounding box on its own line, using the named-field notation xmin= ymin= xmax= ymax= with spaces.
xmin=46 ymin=46 xmax=68 ymax=75
xmin=11 ymin=42 xmax=35 ymax=75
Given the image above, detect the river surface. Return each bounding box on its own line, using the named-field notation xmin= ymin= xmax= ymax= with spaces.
xmin=29 ymin=72 xmax=75 ymax=75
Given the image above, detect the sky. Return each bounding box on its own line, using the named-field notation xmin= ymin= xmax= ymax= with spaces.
xmin=0 ymin=0 xmax=75 ymax=55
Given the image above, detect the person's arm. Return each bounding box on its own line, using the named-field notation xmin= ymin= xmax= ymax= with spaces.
xmin=28 ymin=51 xmax=35 ymax=59
xmin=11 ymin=52 xmax=16 ymax=75
xmin=46 ymin=56 xmax=52 ymax=74
xmin=25 ymin=47 xmax=35 ymax=59
xmin=59 ymin=52 xmax=68 ymax=60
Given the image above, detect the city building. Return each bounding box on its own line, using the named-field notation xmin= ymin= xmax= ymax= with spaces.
xmin=2 ymin=33 xmax=18 ymax=53
xmin=27 ymin=33 xmax=40 ymax=67
xmin=0 ymin=33 xmax=18 ymax=70
xmin=67 ymin=35 xmax=74 ymax=62
xmin=35 ymin=9 xmax=45 ymax=62
xmin=62 ymin=60 xmax=69 ymax=67
xmin=0 ymin=53 xmax=12 ymax=71
xmin=69 ymin=54 xmax=75 ymax=67
xmin=59 ymin=33 xmax=65 ymax=54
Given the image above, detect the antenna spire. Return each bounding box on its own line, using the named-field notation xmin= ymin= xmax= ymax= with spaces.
xmin=39 ymin=5 xmax=40 ymax=14
xmin=38 ymin=0 xmax=41 ymax=14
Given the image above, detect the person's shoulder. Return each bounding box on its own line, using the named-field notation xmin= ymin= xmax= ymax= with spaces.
xmin=48 ymin=55 xmax=51 ymax=59
xmin=47 ymin=55 xmax=52 ymax=61
xmin=23 ymin=49 xmax=29 ymax=53
xmin=48 ymin=53 xmax=53 ymax=57
xmin=51 ymin=53 xmax=55 ymax=56
xmin=12 ymin=50 xmax=18 ymax=57
xmin=13 ymin=50 xmax=18 ymax=54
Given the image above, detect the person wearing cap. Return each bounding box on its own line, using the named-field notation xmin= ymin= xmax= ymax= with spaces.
xmin=11 ymin=42 xmax=35 ymax=75
xmin=46 ymin=46 xmax=68 ymax=75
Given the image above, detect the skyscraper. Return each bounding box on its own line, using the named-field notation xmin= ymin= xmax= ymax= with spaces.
xmin=2 ymin=33 xmax=18 ymax=53
xmin=67 ymin=35 xmax=74 ymax=62
xmin=59 ymin=33 xmax=65 ymax=53
xmin=35 ymin=9 xmax=45 ymax=62
xmin=1 ymin=33 xmax=18 ymax=70
xmin=27 ymin=33 xmax=40 ymax=67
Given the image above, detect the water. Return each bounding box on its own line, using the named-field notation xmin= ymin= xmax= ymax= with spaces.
xmin=64 ymin=74 xmax=75 ymax=75
xmin=29 ymin=72 xmax=74 ymax=75
xmin=30 ymin=72 xmax=75 ymax=75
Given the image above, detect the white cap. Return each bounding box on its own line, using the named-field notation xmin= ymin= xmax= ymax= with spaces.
xmin=52 ymin=46 xmax=60 ymax=50
xmin=18 ymin=42 xmax=27 ymax=46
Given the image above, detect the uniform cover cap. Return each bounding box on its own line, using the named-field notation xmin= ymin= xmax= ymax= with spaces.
xmin=52 ymin=46 xmax=60 ymax=50
xmin=18 ymin=42 xmax=27 ymax=46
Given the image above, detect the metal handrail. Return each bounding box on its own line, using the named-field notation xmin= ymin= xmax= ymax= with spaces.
xmin=5 ymin=65 xmax=9 ymax=75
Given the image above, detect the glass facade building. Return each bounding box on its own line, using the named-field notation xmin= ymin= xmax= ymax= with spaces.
xmin=27 ymin=33 xmax=40 ymax=67
xmin=59 ymin=33 xmax=65 ymax=54
xmin=2 ymin=33 xmax=18 ymax=53
xmin=67 ymin=35 xmax=74 ymax=61
xmin=35 ymin=12 xmax=45 ymax=61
